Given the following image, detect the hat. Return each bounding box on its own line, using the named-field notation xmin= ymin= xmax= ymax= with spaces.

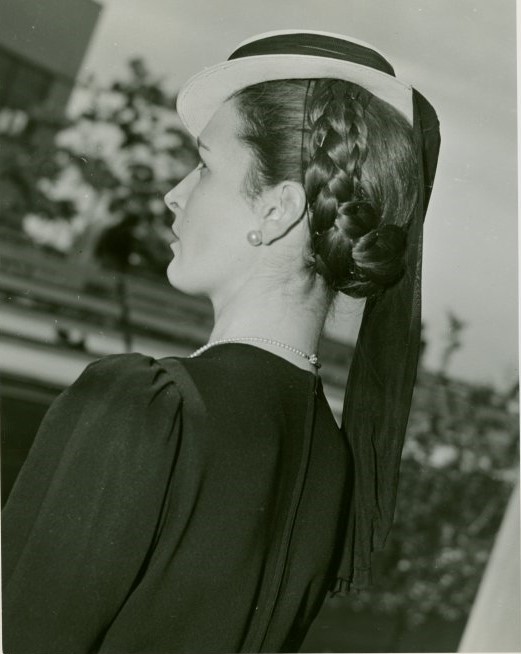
xmin=176 ymin=29 xmax=414 ymax=136
xmin=177 ymin=30 xmax=441 ymax=593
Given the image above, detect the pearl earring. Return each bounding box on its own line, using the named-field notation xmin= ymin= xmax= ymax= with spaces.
xmin=246 ymin=230 xmax=262 ymax=246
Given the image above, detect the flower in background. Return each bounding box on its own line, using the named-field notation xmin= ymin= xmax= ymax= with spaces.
xmin=429 ymin=444 xmax=459 ymax=468
xmin=23 ymin=213 xmax=84 ymax=253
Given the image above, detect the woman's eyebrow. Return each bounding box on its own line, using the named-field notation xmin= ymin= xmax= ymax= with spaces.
xmin=196 ymin=137 xmax=210 ymax=151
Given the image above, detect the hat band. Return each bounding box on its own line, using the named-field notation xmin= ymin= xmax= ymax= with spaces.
xmin=228 ymin=33 xmax=396 ymax=77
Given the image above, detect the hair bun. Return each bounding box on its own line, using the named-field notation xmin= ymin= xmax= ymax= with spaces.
xmin=335 ymin=199 xmax=379 ymax=238
xmin=351 ymin=224 xmax=407 ymax=289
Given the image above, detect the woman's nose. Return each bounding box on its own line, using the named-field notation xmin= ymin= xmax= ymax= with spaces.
xmin=164 ymin=186 xmax=179 ymax=212
xmin=164 ymin=167 xmax=199 ymax=212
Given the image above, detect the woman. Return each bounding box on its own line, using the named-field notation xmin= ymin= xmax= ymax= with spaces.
xmin=2 ymin=30 xmax=440 ymax=653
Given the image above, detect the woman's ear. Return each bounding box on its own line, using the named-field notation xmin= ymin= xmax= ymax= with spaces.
xmin=259 ymin=181 xmax=307 ymax=245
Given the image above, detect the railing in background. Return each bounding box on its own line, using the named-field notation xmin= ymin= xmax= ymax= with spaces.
xmin=0 ymin=227 xmax=214 ymax=351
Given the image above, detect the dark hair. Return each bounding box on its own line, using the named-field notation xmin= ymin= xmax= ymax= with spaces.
xmin=232 ymin=79 xmax=419 ymax=298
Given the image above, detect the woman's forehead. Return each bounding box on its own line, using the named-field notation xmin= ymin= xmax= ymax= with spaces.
xmin=199 ymin=100 xmax=244 ymax=150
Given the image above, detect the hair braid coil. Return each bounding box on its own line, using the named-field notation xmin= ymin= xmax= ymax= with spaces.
xmin=304 ymin=80 xmax=407 ymax=297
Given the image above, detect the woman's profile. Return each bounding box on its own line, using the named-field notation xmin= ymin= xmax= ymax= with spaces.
xmin=2 ymin=30 xmax=440 ymax=653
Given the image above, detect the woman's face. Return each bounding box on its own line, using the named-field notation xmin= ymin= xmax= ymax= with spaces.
xmin=164 ymin=100 xmax=260 ymax=298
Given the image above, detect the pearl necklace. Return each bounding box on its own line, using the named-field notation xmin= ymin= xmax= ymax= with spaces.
xmin=188 ymin=337 xmax=321 ymax=369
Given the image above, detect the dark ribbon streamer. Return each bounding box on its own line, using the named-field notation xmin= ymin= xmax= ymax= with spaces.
xmin=334 ymin=89 xmax=441 ymax=592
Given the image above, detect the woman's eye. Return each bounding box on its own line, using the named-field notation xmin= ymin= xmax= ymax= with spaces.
xmin=197 ymin=159 xmax=208 ymax=172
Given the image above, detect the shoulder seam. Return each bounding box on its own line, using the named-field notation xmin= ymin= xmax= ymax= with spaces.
xmin=156 ymin=357 xmax=206 ymax=416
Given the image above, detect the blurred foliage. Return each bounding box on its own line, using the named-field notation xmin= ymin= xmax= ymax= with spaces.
xmin=332 ymin=315 xmax=519 ymax=633
xmin=0 ymin=105 xmax=69 ymax=232
xmin=0 ymin=58 xmax=198 ymax=276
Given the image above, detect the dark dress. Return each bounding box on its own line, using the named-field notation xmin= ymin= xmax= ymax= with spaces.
xmin=2 ymin=344 xmax=351 ymax=653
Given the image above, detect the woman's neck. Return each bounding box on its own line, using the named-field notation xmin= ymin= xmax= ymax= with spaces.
xmin=208 ymin=275 xmax=329 ymax=371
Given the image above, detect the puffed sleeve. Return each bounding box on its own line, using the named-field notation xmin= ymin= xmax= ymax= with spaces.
xmin=1 ymin=353 xmax=182 ymax=654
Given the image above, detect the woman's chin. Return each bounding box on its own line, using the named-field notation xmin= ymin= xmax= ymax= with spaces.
xmin=166 ymin=258 xmax=184 ymax=291
xmin=166 ymin=258 xmax=198 ymax=296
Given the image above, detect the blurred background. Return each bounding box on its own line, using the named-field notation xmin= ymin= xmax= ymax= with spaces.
xmin=0 ymin=0 xmax=518 ymax=651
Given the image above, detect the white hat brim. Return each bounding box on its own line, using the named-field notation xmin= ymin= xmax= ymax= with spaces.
xmin=177 ymin=53 xmax=413 ymax=137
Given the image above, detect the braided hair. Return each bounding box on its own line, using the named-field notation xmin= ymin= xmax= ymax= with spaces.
xmin=232 ymin=78 xmax=419 ymax=298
